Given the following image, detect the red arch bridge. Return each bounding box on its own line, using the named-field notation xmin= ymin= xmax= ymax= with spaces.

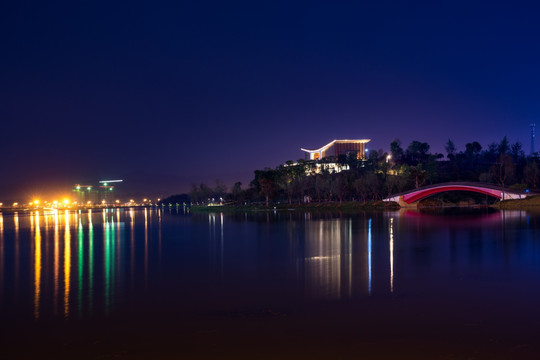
xmin=383 ymin=182 xmax=528 ymax=206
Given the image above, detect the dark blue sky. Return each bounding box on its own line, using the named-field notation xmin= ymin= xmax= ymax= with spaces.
xmin=2 ymin=1 xmax=540 ymax=199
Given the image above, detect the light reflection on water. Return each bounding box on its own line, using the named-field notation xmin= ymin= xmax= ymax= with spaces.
xmin=0 ymin=207 xmax=538 ymax=322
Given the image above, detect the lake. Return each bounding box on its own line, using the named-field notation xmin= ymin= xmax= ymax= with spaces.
xmin=1 ymin=207 xmax=540 ymax=359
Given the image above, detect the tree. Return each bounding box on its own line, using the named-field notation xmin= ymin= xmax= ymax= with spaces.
xmin=498 ymin=136 xmax=510 ymax=155
xmin=214 ymin=180 xmax=228 ymax=201
xmin=465 ymin=141 xmax=482 ymax=158
xmin=258 ymin=178 xmax=275 ymax=207
xmin=231 ymin=182 xmax=244 ymax=204
xmin=354 ymin=176 xmax=370 ymax=201
xmin=492 ymin=154 xmax=514 ymax=198
xmin=510 ymin=142 xmax=524 ymax=162
xmin=444 ymin=139 xmax=456 ymax=160
xmin=252 ymin=169 xmax=278 ymax=206
xmin=409 ymin=165 xmax=427 ymax=189
xmin=189 ymin=184 xmax=200 ymax=203
xmin=330 ymin=173 xmax=348 ymax=203
xmin=406 ymin=141 xmax=430 ymax=165
xmin=524 ymin=161 xmax=540 ymax=189
xmin=390 ymin=139 xmax=404 ymax=164
xmin=366 ymin=173 xmax=382 ymax=200
xmin=314 ymin=174 xmax=329 ymax=202
xmin=385 ymin=174 xmax=407 ymax=197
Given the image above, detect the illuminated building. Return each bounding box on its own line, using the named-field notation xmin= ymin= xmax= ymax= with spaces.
xmin=301 ymin=139 xmax=371 ymax=161
xmin=73 ymin=180 xmax=123 ymax=205
xmin=72 ymin=185 xmax=97 ymax=204
xmin=98 ymin=180 xmax=122 ymax=205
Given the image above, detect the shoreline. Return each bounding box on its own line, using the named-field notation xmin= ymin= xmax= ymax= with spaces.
xmin=492 ymin=195 xmax=540 ymax=209
xmin=2 ymin=196 xmax=540 ymax=215
xmin=190 ymin=196 xmax=540 ymax=213
xmin=190 ymin=201 xmax=400 ymax=213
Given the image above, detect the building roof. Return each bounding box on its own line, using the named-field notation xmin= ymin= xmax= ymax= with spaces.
xmin=300 ymin=139 xmax=371 ymax=154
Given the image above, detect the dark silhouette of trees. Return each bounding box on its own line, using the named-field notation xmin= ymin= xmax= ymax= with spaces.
xmin=524 ymin=161 xmax=540 ymax=189
xmin=390 ymin=139 xmax=404 ymax=165
xmin=406 ymin=141 xmax=430 ymax=165
xmin=445 ymin=139 xmax=456 ymax=160
xmin=492 ymin=154 xmax=515 ymax=198
xmin=231 ymin=182 xmax=244 ymax=204
xmin=182 ymin=136 xmax=538 ymax=207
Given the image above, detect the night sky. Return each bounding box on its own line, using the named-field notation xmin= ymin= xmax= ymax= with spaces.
xmin=2 ymin=1 xmax=540 ymax=200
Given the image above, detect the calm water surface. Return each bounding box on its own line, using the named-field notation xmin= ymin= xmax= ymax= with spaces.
xmin=1 ymin=207 xmax=540 ymax=359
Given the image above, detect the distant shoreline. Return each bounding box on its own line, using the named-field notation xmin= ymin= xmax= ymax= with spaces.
xmin=189 ymin=201 xmax=401 ymax=213
xmin=0 ymin=205 xmax=155 ymax=215
xmin=190 ymin=196 xmax=540 ymax=213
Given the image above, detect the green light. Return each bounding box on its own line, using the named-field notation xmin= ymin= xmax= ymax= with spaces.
xmin=87 ymin=187 xmax=91 ymax=191
xmin=103 ymin=183 xmax=108 ymax=186
xmin=109 ymin=188 xmax=113 ymax=191
xmin=88 ymin=217 xmax=93 ymax=312
xmin=78 ymin=220 xmax=84 ymax=317
xmin=76 ymin=186 xmax=80 ymax=190
xmin=104 ymin=221 xmax=110 ymax=314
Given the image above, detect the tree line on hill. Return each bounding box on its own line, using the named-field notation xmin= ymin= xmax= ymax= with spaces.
xmin=162 ymin=137 xmax=540 ymax=206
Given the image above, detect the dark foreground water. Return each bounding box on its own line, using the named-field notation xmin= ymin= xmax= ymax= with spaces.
xmin=1 ymin=207 xmax=540 ymax=359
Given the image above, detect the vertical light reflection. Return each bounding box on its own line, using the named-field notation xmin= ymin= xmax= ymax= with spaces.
xmin=78 ymin=218 xmax=84 ymax=317
xmin=144 ymin=208 xmax=148 ymax=288
xmin=389 ymin=217 xmax=394 ymax=293
xmin=348 ymin=219 xmax=352 ymax=298
xmin=368 ymin=218 xmax=372 ymax=295
xmin=104 ymin=210 xmax=111 ymax=314
xmin=130 ymin=208 xmax=135 ymax=287
xmin=88 ymin=211 xmax=93 ymax=312
xmin=14 ymin=212 xmax=19 ymax=231
xmin=116 ymin=208 xmax=121 ymax=281
xmin=220 ymin=213 xmax=224 ymax=277
xmin=34 ymin=212 xmax=41 ymax=320
xmin=64 ymin=211 xmax=71 ymax=318
xmin=305 ymin=219 xmax=342 ymax=299
xmin=158 ymin=209 xmax=162 ymax=262
xmin=110 ymin=211 xmax=116 ymax=303
xmin=14 ymin=213 xmax=19 ymax=291
xmin=54 ymin=212 xmax=59 ymax=314
xmin=30 ymin=212 xmax=34 ymax=234
xmin=0 ymin=213 xmax=4 ymax=298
